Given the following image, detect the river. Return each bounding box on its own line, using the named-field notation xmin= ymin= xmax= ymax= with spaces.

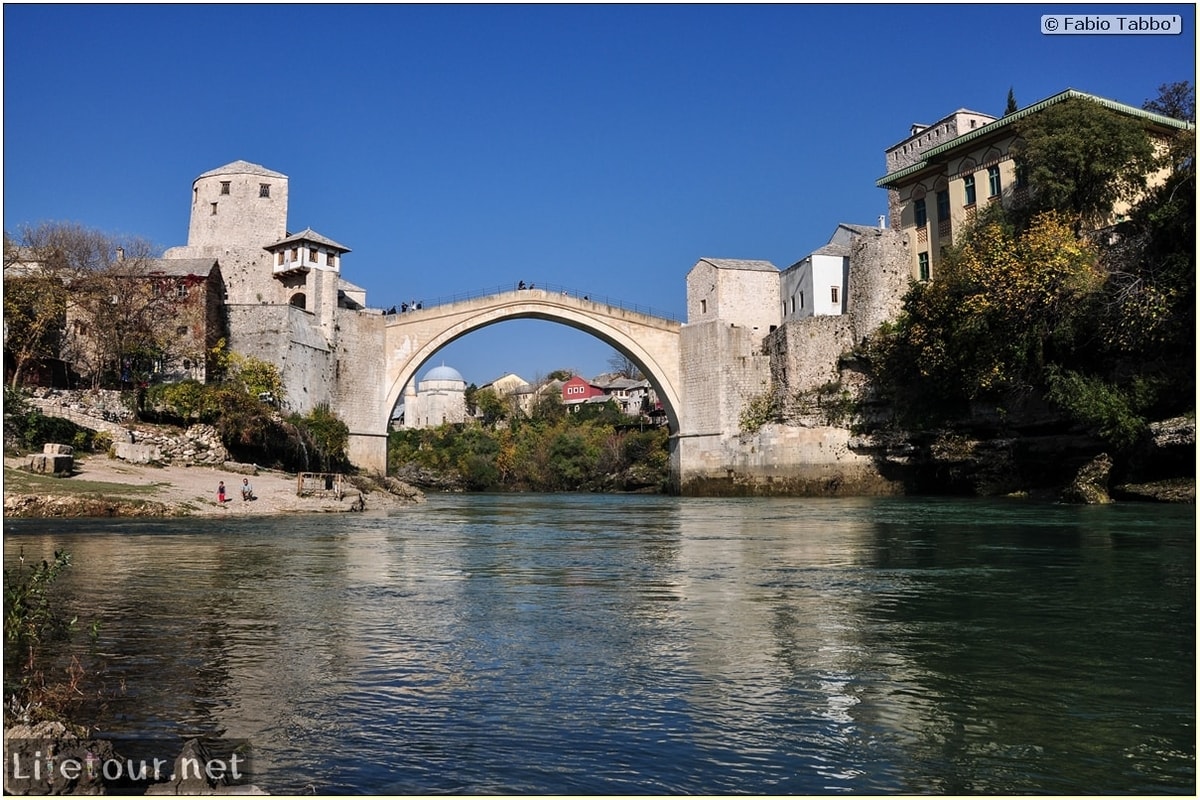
xmin=4 ymin=494 xmax=1195 ymax=794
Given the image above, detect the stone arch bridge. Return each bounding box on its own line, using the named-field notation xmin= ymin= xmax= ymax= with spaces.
xmin=345 ymin=287 xmax=682 ymax=471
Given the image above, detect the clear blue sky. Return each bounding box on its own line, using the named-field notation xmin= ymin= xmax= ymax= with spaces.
xmin=4 ymin=4 xmax=1195 ymax=388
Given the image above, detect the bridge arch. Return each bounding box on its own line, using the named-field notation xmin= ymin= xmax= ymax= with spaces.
xmin=383 ymin=290 xmax=681 ymax=433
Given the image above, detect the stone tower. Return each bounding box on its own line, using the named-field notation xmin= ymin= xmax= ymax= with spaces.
xmin=168 ymin=160 xmax=290 ymax=306
xmin=188 ymin=160 xmax=288 ymax=248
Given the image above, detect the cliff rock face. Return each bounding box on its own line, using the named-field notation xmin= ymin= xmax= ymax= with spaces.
xmin=855 ymin=414 xmax=1195 ymax=502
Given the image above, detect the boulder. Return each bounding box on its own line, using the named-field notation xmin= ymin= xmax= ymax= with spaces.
xmin=27 ymin=453 xmax=73 ymax=476
xmin=1060 ymin=453 xmax=1114 ymax=504
xmin=114 ymin=442 xmax=163 ymax=464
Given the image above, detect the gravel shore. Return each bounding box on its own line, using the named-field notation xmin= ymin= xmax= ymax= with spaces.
xmin=4 ymin=454 xmax=423 ymax=518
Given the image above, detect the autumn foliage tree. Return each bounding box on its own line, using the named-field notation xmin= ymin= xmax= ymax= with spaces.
xmin=865 ymin=212 xmax=1101 ymax=421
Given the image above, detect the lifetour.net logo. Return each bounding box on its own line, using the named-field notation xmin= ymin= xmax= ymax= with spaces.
xmin=5 ymin=738 xmax=253 ymax=793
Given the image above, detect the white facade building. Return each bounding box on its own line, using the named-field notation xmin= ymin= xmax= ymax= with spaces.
xmin=780 ymin=224 xmax=880 ymax=322
xmin=402 ymin=364 xmax=468 ymax=429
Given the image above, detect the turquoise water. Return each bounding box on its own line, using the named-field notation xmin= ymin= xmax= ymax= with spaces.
xmin=5 ymin=494 xmax=1194 ymax=793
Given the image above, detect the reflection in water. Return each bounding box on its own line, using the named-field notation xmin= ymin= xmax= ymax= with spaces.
xmin=5 ymin=496 xmax=1194 ymax=794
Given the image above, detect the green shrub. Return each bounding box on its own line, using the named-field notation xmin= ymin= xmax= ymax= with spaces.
xmin=739 ymin=391 xmax=780 ymax=434
xmin=289 ymin=405 xmax=350 ymax=472
xmin=1044 ymin=366 xmax=1148 ymax=449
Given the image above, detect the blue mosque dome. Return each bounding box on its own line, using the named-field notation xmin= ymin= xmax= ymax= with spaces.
xmin=423 ymin=364 xmax=466 ymax=383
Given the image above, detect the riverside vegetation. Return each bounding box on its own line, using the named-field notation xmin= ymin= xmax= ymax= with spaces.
xmin=389 ymin=393 xmax=671 ymax=493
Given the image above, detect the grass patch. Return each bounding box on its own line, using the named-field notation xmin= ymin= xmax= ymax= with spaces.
xmin=4 ymin=466 xmax=164 ymax=498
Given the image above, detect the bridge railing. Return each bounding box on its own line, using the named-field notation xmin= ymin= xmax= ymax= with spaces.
xmin=372 ymin=282 xmax=683 ymax=322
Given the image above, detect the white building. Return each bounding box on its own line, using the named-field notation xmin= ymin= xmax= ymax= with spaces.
xmin=780 ymin=224 xmax=880 ymax=321
xmin=401 ymin=364 xmax=468 ymax=429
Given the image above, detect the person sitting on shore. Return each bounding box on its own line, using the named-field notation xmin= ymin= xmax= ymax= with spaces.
xmin=241 ymin=478 xmax=255 ymax=502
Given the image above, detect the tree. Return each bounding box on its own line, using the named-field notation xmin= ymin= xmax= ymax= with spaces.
xmin=68 ymin=241 xmax=173 ymax=388
xmin=464 ymin=383 xmax=479 ymax=416
xmin=863 ymin=212 xmax=1102 ymax=420
xmin=529 ymin=390 xmax=565 ymax=423
xmin=1143 ymin=80 xmax=1195 ymax=122
xmin=1004 ymin=87 xmax=1018 ymax=116
xmin=5 ymin=222 xmax=177 ymax=389
xmin=606 ymin=350 xmax=643 ymax=380
xmin=225 ymin=352 xmax=285 ymax=405
xmin=4 ymin=233 xmax=68 ymax=387
xmin=1013 ymin=97 xmax=1157 ymax=230
xmin=474 ymin=387 xmax=507 ymax=427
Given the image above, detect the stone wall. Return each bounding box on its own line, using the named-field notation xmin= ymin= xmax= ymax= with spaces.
xmin=677 ymin=319 xmax=774 ymax=487
xmin=847 ymin=227 xmax=910 ymax=340
xmin=24 ymin=390 xmax=135 ymax=443
xmin=121 ymin=424 xmax=229 ymax=466
xmin=330 ymin=307 xmax=389 ymax=472
xmin=678 ymin=423 xmax=903 ymax=496
xmin=764 ymin=316 xmax=856 ymax=397
xmin=225 ymin=304 xmax=336 ymax=415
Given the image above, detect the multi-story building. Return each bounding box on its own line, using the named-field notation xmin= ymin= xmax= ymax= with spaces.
xmin=876 ymin=88 xmax=1192 ymax=280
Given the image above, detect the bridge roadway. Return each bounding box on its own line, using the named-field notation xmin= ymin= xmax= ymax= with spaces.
xmin=381 ymin=287 xmax=683 ymax=432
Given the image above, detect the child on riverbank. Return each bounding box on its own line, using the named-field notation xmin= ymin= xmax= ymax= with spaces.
xmin=217 ymin=481 xmax=227 ymax=504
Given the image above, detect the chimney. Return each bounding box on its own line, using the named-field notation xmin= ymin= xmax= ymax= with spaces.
xmin=116 ymin=247 xmax=124 ymax=261
xmin=878 ymin=215 xmax=886 ymax=229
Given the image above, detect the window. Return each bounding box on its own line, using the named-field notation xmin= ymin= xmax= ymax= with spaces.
xmin=1015 ymin=163 xmax=1028 ymax=189
xmin=918 ymin=252 xmax=930 ymax=281
xmin=176 ymin=282 xmax=188 ymax=299
xmin=963 ymin=175 xmax=976 ymax=206
xmin=291 ymin=248 xmax=299 ymax=261
xmin=830 ymin=286 xmax=839 ymax=305
xmin=309 ymin=248 xmax=319 ymax=262
xmin=936 ymin=189 xmax=950 ymax=220
xmin=800 ymin=291 xmax=804 ymax=309
xmin=220 ymin=181 xmax=231 ymax=195
xmin=211 ymin=202 xmax=218 ymax=215
xmin=177 ymin=325 xmax=189 ymax=335
xmin=988 ymin=165 xmax=1001 ymax=197
xmin=327 ymin=252 xmax=336 ymax=267
xmin=260 ymin=184 xmax=271 ymax=198
xmin=700 ymin=299 xmax=707 ymax=314
xmin=790 ymin=297 xmax=796 ymax=314
xmin=914 ymin=198 xmax=927 ymax=226
xmin=277 ymin=252 xmax=284 ymax=266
